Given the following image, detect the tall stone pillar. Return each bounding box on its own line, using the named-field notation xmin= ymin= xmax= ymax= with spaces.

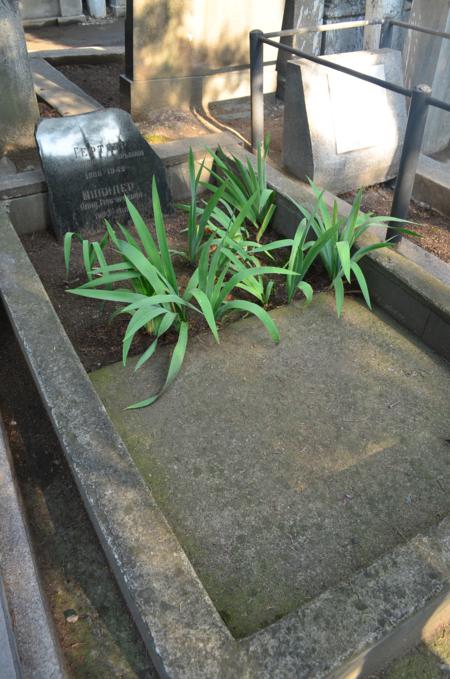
xmin=276 ymin=0 xmax=324 ymax=99
xmin=403 ymin=0 xmax=450 ymax=154
xmin=364 ymin=0 xmax=405 ymax=50
xmin=121 ymin=0 xmax=285 ymax=117
xmin=0 ymin=0 xmax=39 ymax=153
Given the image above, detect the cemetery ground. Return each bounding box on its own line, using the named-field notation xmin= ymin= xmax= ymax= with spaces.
xmin=0 ymin=14 xmax=449 ymax=679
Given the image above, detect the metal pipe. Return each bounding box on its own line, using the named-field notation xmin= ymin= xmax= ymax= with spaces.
xmin=427 ymin=96 xmax=450 ymax=113
xmin=386 ymin=84 xmax=432 ymax=243
xmin=250 ymin=30 xmax=264 ymax=151
xmin=389 ymin=19 xmax=450 ymax=41
xmin=379 ymin=18 xmax=393 ymax=49
xmin=265 ymin=19 xmax=382 ymax=39
xmin=262 ymin=36 xmax=412 ymax=97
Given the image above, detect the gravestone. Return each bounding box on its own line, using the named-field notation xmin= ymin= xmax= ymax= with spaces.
xmin=0 ymin=0 xmax=39 ymax=153
xmin=36 ymin=108 xmax=171 ymax=240
xmin=282 ymin=48 xmax=407 ymax=193
xmin=121 ymin=0 xmax=285 ymax=116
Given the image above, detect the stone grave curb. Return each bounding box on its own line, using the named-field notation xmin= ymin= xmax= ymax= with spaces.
xmin=0 ymin=199 xmax=449 ymax=677
xmin=0 ymin=414 xmax=67 ymax=678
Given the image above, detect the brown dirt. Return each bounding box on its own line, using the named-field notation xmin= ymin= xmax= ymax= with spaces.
xmin=38 ymin=99 xmax=61 ymax=118
xmin=20 ymin=212 xmax=330 ymax=373
xmin=341 ymin=183 xmax=450 ymax=264
xmin=56 ymin=61 xmax=209 ymax=142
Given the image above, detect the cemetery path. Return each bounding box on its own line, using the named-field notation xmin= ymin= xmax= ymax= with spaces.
xmin=25 ymin=19 xmax=124 ymax=54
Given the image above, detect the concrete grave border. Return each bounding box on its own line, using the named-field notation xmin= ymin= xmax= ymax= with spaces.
xmin=0 ymin=138 xmax=449 ymax=678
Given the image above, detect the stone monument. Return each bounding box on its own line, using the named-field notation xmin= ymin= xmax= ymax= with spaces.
xmin=36 ymin=108 xmax=171 ymax=240
xmin=121 ymin=0 xmax=285 ymax=117
xmin=0 ymin=0 xmax=39 ymax=153
xmin=282 ymin=48 xmax=407 ymax=193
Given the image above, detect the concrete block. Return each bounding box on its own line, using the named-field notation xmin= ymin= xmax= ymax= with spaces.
xmin=59 ymin=0 xmax=83 ymax=16
xmin=413 ymin=154 xmax=450 ymax=218
xmin=282 ymin=48 xmax=407 ymax=192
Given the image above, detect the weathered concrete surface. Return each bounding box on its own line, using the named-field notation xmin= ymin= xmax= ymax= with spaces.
xmin=282 ymin=49 xmax=407 ymax=193
xmin=0 ymin=417 xmax=66 ymax=678
xmin=0 ymin=208 xmax=243 ymax=679
xmin=1 ymin=204 xmax=450 ymax=677
xmin=121 ymin=0 xmax=285 ymax=114
xmin=25 ymin=18 xmax=124 ymax=54
xmin=414 ymin=153 xmax=450 ymax=217
xmin=92 ymin=294 xmax=450 ymax=638
xmin=31 ymin=57 xmax=102 ymax=115
xmin=0 ymin=1 xmax=39 ymax=152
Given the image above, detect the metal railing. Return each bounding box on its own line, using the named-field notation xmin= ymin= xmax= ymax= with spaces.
xmin=249 ymin=18 xmax=450 ymax=242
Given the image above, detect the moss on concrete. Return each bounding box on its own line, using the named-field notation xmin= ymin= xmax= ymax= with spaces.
xmin=92 ymin=294 xmax=450 ymax=638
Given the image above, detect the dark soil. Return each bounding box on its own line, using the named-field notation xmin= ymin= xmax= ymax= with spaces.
xmin=56 ymin=61 xmax=209 ymax=141
xmin=58 ymin=61 xmax=123 ymax=108
xmin=0 ymin=305 xmax=156 ymax=678
xmin=21 ymin=213 xmax=330 ymax=373
xmin=341 ymin=183 xmax=450 ymax=265
xmin=38 ymin=99 xmax=61 ymax=118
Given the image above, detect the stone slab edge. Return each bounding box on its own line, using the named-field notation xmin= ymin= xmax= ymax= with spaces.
xmin=0 ymin=205 xmax=449 ymax=677
xmin=31 ymin=57 xmax=102 ymax=115
xmin=413 ymin=154 xmax=450 ymax=219
xmin=0 ymin=577 xmax=22 ymax=679
xmin=0 ymin=415 xmax=66 ymax=678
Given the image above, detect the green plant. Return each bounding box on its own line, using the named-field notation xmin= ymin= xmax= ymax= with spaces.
xmin=292 ymin=181 xmax=415 ymax=316
xmin=202 ymin=136 xmax=276 ymax=240
xmin=180 ymin=148 xmax=231 ymax=263
xmin=65 ymin=179 xmax=287 ymax=408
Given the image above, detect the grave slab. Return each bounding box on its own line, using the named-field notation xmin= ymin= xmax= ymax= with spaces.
xmin=91 ymin=293 xmax=450 ymax=639
xmin=282 ymin=48 xmax=407 ymax=193
xmin=36 ymin=108 xmax=171 ymax=239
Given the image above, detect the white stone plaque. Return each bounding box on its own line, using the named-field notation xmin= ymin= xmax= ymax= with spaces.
xmin=328 ymin=64 xmax=390 ymax=154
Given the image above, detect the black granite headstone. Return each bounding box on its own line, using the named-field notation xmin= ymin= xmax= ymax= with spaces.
xmin=36 ymin=108 xmax=171 ymax=240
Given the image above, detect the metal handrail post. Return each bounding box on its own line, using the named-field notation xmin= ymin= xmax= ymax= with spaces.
xmin=250 ymin=30 xmax=264 ymax=150
xmin=379 ymin=18 xmax=393 ymax=48
xmin=386 ymin=84 xmax=432 ymax=243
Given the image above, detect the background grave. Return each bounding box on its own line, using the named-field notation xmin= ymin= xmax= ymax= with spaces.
xmin=36 ymin=108 xmax=171 ymax=239
xmin=282 ymin=48 xmax=407 ymax=193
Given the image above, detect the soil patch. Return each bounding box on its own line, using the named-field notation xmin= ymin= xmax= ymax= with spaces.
xmin=21 ymin=213 xmax=330 ymax=373
xmin=56 ymin=61 xmax=209 ymax=141
xmin=341 ymin=183 xmax=450 ymax=264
